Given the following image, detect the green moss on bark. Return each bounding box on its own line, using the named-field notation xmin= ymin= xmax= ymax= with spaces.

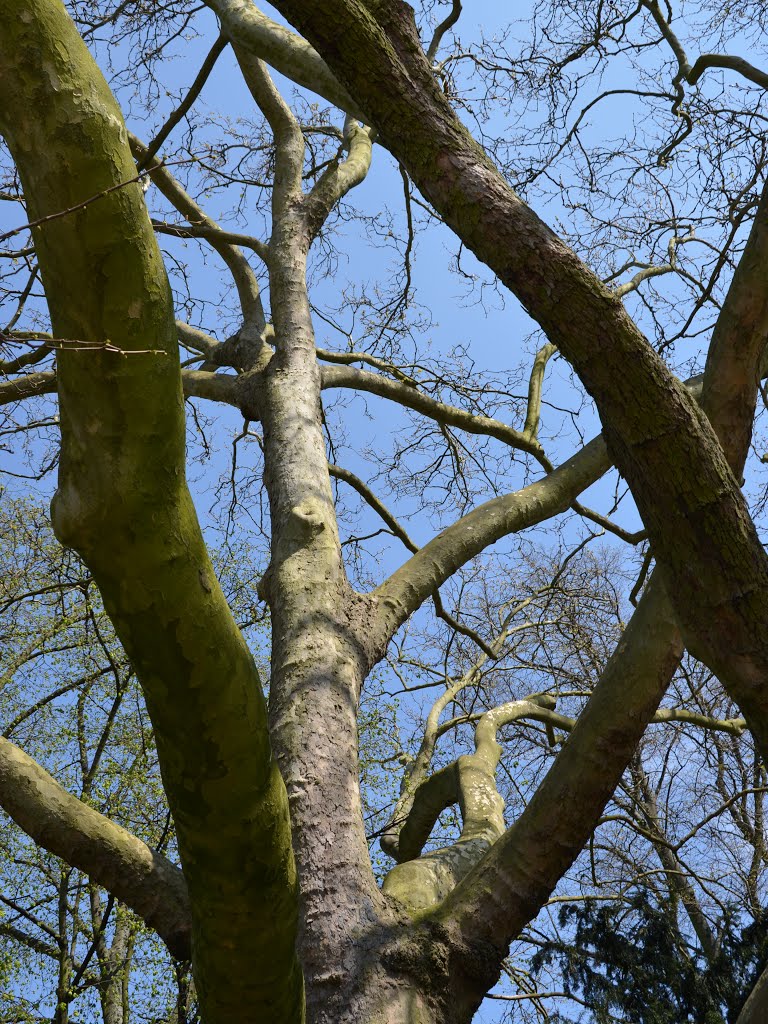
xmin=0 ymin=3 xmax=303 ymax=1020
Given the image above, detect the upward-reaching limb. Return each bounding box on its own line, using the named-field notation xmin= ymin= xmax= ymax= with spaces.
xmin=0 ymin=4 xmax=301 ymax=1020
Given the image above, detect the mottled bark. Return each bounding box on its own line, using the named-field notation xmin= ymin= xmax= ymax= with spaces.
xmin=0 ymin=4 xmax=301 ymax=1020
xmin=737 ymin=963 xmax=768 ymax=1024
xmin=238 ymin=56 xmax=395 ymax=1022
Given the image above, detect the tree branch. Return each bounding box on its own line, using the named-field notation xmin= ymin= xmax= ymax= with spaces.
xmin=205 ymin=0 xmax=363 ymax=118
xmin=320 ymin=363 xmax=552 ymax=468
xmin=0 ymin=7 xmax=302 ymax=1019
xmin=370 ymin=434 xmax=611 ymax=655
xmin=129 ymin=133 xmax=269 ymax=365
xmin=270 ymin=0 xmax=768 ymax=774
xmin=0 ymin=736 xmax=191 ymax=958
xmin=688 ymin=53 xmax=768 ymax=91
xmin=138 ymin=33 xmax=229 ymax=170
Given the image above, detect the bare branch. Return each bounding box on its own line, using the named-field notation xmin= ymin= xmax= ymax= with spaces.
xmin=138 ymin=33 xmax=229 ymax=170
xmin=321 ymin=363 xmax=552 ymax=468
xmin=688 ymin=53 xmax=768 ymax=91
xmin=129 ymin=133 xmax=269 ymax=362
xmin=426 ymin=0 xmax=462 ymax=65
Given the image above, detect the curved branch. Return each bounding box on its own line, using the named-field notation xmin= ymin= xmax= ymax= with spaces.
xmin=152 ymin=220 xmax=268 ymax=263
xmin=383 ymin=696 xmax=555 ymax=914
xmin=303 ymin=117 xmax=374 ymax=238
xmin=523 ymin=341 xmax=556 ymax=440
xmin=205 ymin=0 xmax=363 ymax=118
xmin=688 ymin=53 xmax=768 ymax=90
xmin=320 ymin=363 xmax=551 ymax=467
xmin=0 ymin=737 xmax=191 ymax=958
xmin=426 ymin=0 xmax=462 ymax=64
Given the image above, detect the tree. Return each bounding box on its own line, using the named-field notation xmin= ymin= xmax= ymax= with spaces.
xmin=2 ymin=0 xmax=768 ymax=1021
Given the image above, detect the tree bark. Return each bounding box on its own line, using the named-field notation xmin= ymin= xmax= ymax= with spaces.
xmin=0 ymin=4 xmax=301 ymax=1020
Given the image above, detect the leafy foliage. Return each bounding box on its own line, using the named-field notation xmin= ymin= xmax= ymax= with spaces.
xmin=532 ymin=895 xmax=768 ymax=1024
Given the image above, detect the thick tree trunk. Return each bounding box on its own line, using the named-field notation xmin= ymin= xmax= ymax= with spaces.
xmin=257 ymin=186 xmax=390 ymax=1018
xmin=0 ymin=4 xmax=301 ymax=1020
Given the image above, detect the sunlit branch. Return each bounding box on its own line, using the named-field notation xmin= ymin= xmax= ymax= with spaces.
xmin=0 ymin=737 xmax=191 ymax=958
xmin=382 ymin=695 xmax=557 ymax=913
xmin=523 ymin=341 xmax=556 ymax=440
xmin=205 ymin=0 xmax=362 ymax=118
xmin=380 ymin=600 xmax=544 ymax=861
xmin=303 ymin=116 xmax=374 ymax=238
xmin=317 ymin=345 xmax=419 ymax=386
xmin=152 ymin=220 xmax=269 ymax=263
xmin=0 ymin=370 xmax=56 ymax=405
xmin=232 ymin=47 xmax=304 ymax=214
xmin=610 ymin=231 xmax=695 ymax=299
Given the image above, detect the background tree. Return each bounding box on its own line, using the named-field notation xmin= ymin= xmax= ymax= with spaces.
xmin=3 ymin=1 xmax=768 ymax=1022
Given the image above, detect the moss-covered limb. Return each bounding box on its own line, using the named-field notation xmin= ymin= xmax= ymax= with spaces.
xmin=700 ymin=173 xmax=768 ymax=474
xmin=0 ymin=0 xmax=183 ymax=532
xmin=0 ymin=6 xmax=303 ymax=1021
xmin=0 ymin=736 xmax=191 ymax=959
xmin=321 ymin=364 xmax=550 ymax=466
xmin=269 ymin=0 xmax=768 ymax=766
xmin=205 ymin=0 xmax=363 ymax=118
